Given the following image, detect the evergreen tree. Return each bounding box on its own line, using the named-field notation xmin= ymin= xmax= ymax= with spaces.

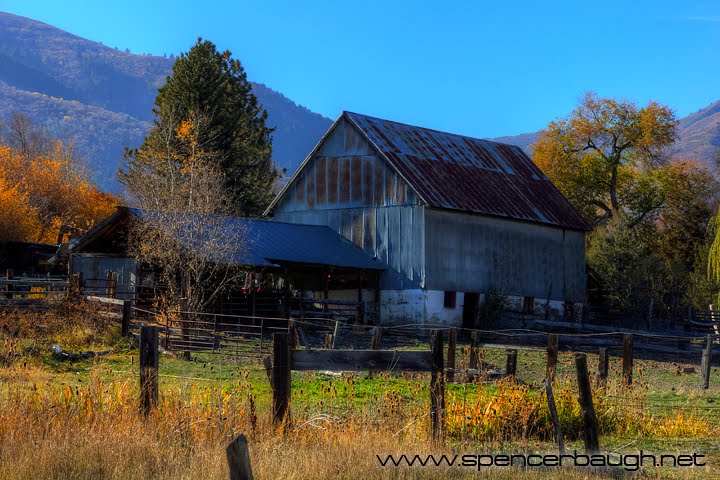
xmin=121 ymin=38 xmax=276 ymax=215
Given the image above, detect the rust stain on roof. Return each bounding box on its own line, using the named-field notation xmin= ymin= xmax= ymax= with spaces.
xmin=345 ymin=112 xmax=590 ymax=231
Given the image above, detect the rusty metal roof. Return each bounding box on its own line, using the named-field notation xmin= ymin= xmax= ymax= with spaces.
xmin=344 ymin=112 xmax=590 ymax=231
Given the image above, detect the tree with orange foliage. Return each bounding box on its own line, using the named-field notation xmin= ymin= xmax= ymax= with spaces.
xmin=533 ymin=92 xmax=678 ymax=228
xmin=0 ymin=113 xmax=118 ymax=244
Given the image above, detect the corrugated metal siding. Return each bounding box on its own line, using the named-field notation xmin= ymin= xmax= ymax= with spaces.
xmin=272 ymin=119 xmax=422 ymax=213
xmin=345 ymin=112 xmax=590 ymax=231
xmin=271 ymin=119 xmax=425 ymax=289
xmin=424 ymin=209 xmax=586 ymax=301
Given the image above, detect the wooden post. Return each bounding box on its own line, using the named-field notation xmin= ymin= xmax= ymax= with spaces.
xmin=272 ymin=333 xmax=291 ymax=425
xmin=139 ymin=326 xmax=159 ymax=415
xmin=505 ymin=349 xmax=517 ymax=378
xmin=371 ymin=326 xmax=381 ymax=350
xmin=702 ymin=334 xmax=712 ymax=390
xmin=105 ymin=271 xmax=116 ymax=298
xmin=357 ymin=270 xmax=364 ymax=323
xmin=447 ymin=328 xmax=457 ymax=382
xmin=430 ymin=329 xmax=445 ymax=443
xmin=545 ymin=379 xmax=565 ymax=455
xmin=469 ymin=330 xmax=479 ymax=370
xmin=575 ymin=353 xmax=600 ymax=454
xmin=374 ymin=271 xmax=381 ymax=324
xmin=622 ymin=333 xmax=633 ymax=386
xmin=331 ymin=320 xmax=340 ymax=349
xmin=597 ymin=347 xmax=609 ymax=387
xmin=546 ymin=333 xmax=558 ymax=381
xmin=325 ymin=333 xmax=333 ymax=349
xmin=284 ymin=268 xmax=291 ymax=321
xmin=180 ymin=298 xmax=190 ymax=360
xmin=121 ymin=300 xmax=131 ymax=336
xmin=5 ymin=269 xmax=13 ymax=298
xmin=226 ymin=434 xmax=254 ymax=480
xmin=76 ymin=271 xmax=84 ymax=296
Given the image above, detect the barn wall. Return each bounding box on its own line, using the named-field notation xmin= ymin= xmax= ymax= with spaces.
xmin=272 ymin=118 xmax=425 ymax=290
xmin=424 ymin=208 xmax=586 ymax=302
xmin=70 ymin=253 xmax=137 ymax=299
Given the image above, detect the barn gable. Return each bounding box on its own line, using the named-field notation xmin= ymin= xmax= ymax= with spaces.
xmin=267 ymin=116 xmax=422 ymax=215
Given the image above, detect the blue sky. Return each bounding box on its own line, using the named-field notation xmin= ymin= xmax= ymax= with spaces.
xmin=2 ymin=0 xmax=720 ymax=138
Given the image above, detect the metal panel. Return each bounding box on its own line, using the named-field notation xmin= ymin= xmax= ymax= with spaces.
xmin=70 ymin=254 xmax=137 ymax=298
xmin=424 ymin=209 xmax=586 ymax=301
xmin=344 ymin=112 xmax=590 ymax=231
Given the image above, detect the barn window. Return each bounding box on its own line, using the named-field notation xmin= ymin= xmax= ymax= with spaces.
xmin=443 ymin=291 xmax=456 ymax=308
xmin=522 ymin=296 xmax=534 ymax=314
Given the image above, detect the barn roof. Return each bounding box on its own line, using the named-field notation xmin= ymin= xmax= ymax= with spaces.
xmin=71 ymin=208 xmax=385 ymax=270
xmin=343 ymin=112 xmax=590 ymax=231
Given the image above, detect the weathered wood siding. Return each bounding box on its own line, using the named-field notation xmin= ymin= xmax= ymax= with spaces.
xmin=424 ymin=208 xmax=586 ymax=302
xmin=272 ymin=118 xmax=424 ymax=289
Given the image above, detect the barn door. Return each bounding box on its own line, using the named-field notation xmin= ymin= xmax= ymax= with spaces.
xmin=462 ymin=292 xmax=480 ymax=328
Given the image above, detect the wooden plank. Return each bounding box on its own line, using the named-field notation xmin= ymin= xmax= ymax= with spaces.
xmin=546 ymin=333 xmax=558 ymax=381
xmin=430 ymin=330 xmax=445 ymax=443
xmin=598 ymin=347 xmax=609 ymax=386
xmin=505 ymin=349 xmax=517 ymax=377
xmin=272 ymin=333 xmax=291 ymax=425
xmin=469 ymin=330 xmax=479 ymax=370
xmin=623 ymin=333 xmax=633 ymax=386
xmin=226 ymin=434 xmax=254 ymax=480
xmin=702 ymin=334 xmax=712 ymax=390
xmin=575 ymin=353 xmax=600 ymax=454
xmin=86 ymin=295 xmax=125 ymax=306
xmin=446 ymin=328 xmax=457 ymax=382
xmin=139 ymin=326 xmax=159 ymax=415
xmin=291 ymin=349 xmax=432 ymax=372
xmin=545 ymin=379 xmax=565 ymax=455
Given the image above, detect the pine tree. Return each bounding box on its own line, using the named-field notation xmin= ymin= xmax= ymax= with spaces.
xmin=121 ymin=38 xmax=276 ymax=215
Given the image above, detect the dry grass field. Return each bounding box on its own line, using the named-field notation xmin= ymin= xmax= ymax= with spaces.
xmin=0 ymin=302 xmax=719 ymax=479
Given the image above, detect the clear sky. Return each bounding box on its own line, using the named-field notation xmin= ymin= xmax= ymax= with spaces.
xmin=1 ymin=0 xmax=719 ymax=138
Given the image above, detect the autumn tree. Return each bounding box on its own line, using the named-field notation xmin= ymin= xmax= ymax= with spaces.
xmin=120 ymin=38 xmax=277 ymax=216
xmin=122 ymin=111 xmax=246 ymax=314
xmin=533 ymin=92 xmax=678 ymax=227
xmin=0 ymin=116 xmax=117 ymax=244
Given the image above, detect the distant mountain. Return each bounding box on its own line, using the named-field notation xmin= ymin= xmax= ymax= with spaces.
xmin=492 ymin=103 xmax=720 ymax=167
xmin=0 ymin=12 xmax=332 ymax=191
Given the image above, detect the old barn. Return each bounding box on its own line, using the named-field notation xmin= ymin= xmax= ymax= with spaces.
xmin=265 ymin=112 xmax=590 ymax=326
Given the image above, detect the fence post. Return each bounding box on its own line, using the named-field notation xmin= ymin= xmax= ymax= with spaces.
xmin=105 ymin=271 xmax=116 ymax=298
xmin=622 ymin=334 xmax=633 ymax=386
xmin=702 ymin=334 xmax=712 ymax=390
xmin=272 ymin=333 xmax=291 ymax=426
xmin=447 ymin=328 xmax=457 ymax=382
xmin=331 ymin=320 xmax=340 ymax=349
xmin=545 ymin=379 xmax=565 ymax=455
xmin=469 ymin=330 xmax=479 ymax=370
xmin=5 ymin=269 xmax=13 ymax=298
xmin=575 ymin=353 xmax=600 ymax=454
xmin=546 ymin=333 xmax=558 ymax=381
xmin=121 ymin=300 xmax=131 ymax=336
xmin=139 ymin=325 xmax=159 ymax=415
xmin=325 ymin=333 xmax=333 ymax=349
xmin=598 ymin=347 xmax=609 ymax=387
xmin=430 ymin=329 xmax=445 ymax=443
xmin=371 ymin=326 xmax=381 ymax=350
xmin=180 ymin=298 xmax=190 ymax=360
xmin=226 ymin=433 xmax=254 ymax=480
xmin=505 ymin=349 xmax=517 ymax=378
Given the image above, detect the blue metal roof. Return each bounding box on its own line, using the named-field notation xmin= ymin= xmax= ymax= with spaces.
xmin=127 ymin=208 xmax=384 ymax=270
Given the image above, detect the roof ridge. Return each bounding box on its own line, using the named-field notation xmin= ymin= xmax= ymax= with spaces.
xmin=344 ymin=111 xmax=523 ymax=150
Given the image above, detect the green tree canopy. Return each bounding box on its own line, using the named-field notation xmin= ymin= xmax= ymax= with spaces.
xmin=121 ymin=38 xmax=277 ymax=215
